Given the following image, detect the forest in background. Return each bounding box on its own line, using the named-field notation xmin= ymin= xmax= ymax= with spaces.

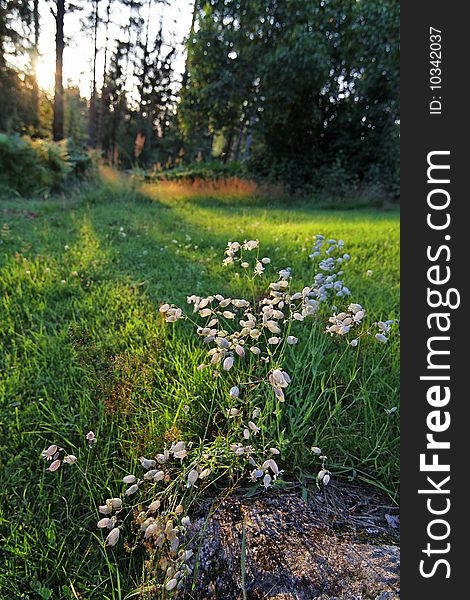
xmin=0 ymin=0 xmax=399 ymax=197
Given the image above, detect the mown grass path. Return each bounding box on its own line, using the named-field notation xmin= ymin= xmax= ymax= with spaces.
xmin=0 ymin=176 xmax=399 ymax=598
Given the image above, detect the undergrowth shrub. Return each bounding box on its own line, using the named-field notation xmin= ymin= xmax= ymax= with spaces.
xmin=0 ymin=134 xmax=94 ymax=197
xmin=144 ymin=160 xmax=246 ymax=183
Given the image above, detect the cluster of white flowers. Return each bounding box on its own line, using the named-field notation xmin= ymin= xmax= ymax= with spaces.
xmin=325 ymin=303 xmax=366 ymax=336
xmin=374 ymin=319 xmax=397 ymax=343
xmin=100 ymin=495 xmax=194 ymax=592
xmin=250 ymin=457 xmax=282 ymax=490
xmin=96 ymin=451 xmax=196 ymax=591
xmin=226 ymin=400 xmax=284 ymax=490
xmin=186 ymin=465 xmax=211 ymax=488
xmin=311 ymin=447 xmax=331 ymax=486
xmin=138 ymin=503 xmax=193 ymax=592
xmin=325 ymin=304 xmax=399 ymax=348
xmin=86 ymin=430 xmax=96 ymax=446
xmin=317 ymin=469 xmax=331 ymax=486
xmin=229 ymin=444 xmax=283 ymax=490
xmin=94 ymin=439 xmax=193 ymax=556
xmin=155 ymin=238 xmax=351 ymax=504
xmin=308 ymin=234 xmax=399 ymax=349
xmin=229 ymin=404 xmax=263 ymax=456
xmin=222 ymin=239 xmax=261 ymax=271
xmin=97 ymin=498 xmax=122 ymax=547
xmin=158 ymin=242 xmax=346 ymax=411
xmin=162 ymin=286 xmax=300 ymax=387
xmin=159 ymin=304 xmax=184 ymax=323
xmin=308 ymin=234 xmax=351 ymax=302
xmin=268 ymin=368 xmax=291 ymax=402
xmin=112 ymin=441 xmax=191 ymax=500
xmin=41 ymin=443 xmax=77 ymax=472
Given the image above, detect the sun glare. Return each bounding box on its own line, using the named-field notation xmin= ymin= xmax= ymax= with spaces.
xmin=35 ymin=56 xmax=55 ymax=94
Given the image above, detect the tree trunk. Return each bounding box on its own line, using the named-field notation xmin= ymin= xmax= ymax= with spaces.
xmin=31 ymin=0 xmax=40 ymax=130
xmin=88 ymin=0 xmax=100 ymax=147
xmin=97 ymin=0 xmax=112 ymax=149
xmin=233 ymin=121 xmax=244 ymax=162
xmin=139 ymin=0 xmax=152 ymax=147
xmin=53 ymin=0 xmax=65 ymax=141
xmin=223 ymin=126 xmax=234 ymax=163
xmin=243 ymin=116 xmax=256 ymax=160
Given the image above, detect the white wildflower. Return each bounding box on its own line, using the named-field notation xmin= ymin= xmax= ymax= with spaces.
xmin=139 ymin=456 xmax=156 ymax=469
xmin=234 ymin=344 xmax=245 ymax=357
xmin=144 ymin=523 xmax=159 ymax=538
xmin=243 ymin=240 xmax=259 ymax=251
xmin=42 ymin=444 xmax=58 ymax=460
xmin=97 ymin=518 xmax=111 ymax=528
xmin=144 ymin=469 xmax=159 ymax=480
xmin=266 ymin=320 xmax=281 ymax=334
xmin=254 ymin=261 xmax=265 ymax=275
xmin=181 ymin=516 xmax=191 ymax=528
xmin=317 ymin=470 xmax=331 ymax=486
xmin=262 ymin=474 xmax=272 ymax=489
xmin=156 ymin=452 xmax=169 ymax=464
xmin=166 ymin=579 xmax=178 ymax=591
xmin=187 ymin=469 xmax=199 ymax=488
xmin=148 ymin=500 xmax=161 ymax=512
xmin=125 ymin=484 xmax=139 ymax=496
xmin=171 ymin=442 xmax=185 ymax=453
xmin=153 ymin=471 xmax=165 ymax=482
xmin=223 ymin=356 xmax=234 ymax=371
xmin=122 ymin=474 xmax=136 ymax=484
xmin=105 ymin=527 xmax=120 ymax=547
xmin=262 ymin=459 xmax=279 ymax=475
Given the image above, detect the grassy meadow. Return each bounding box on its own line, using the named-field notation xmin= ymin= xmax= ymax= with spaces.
xmin=0 ymin=174 xmax=399 ymax=599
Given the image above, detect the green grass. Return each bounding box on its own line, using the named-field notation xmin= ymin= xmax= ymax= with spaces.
xmin=0 ymin=174 xmax=399 ymax=598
